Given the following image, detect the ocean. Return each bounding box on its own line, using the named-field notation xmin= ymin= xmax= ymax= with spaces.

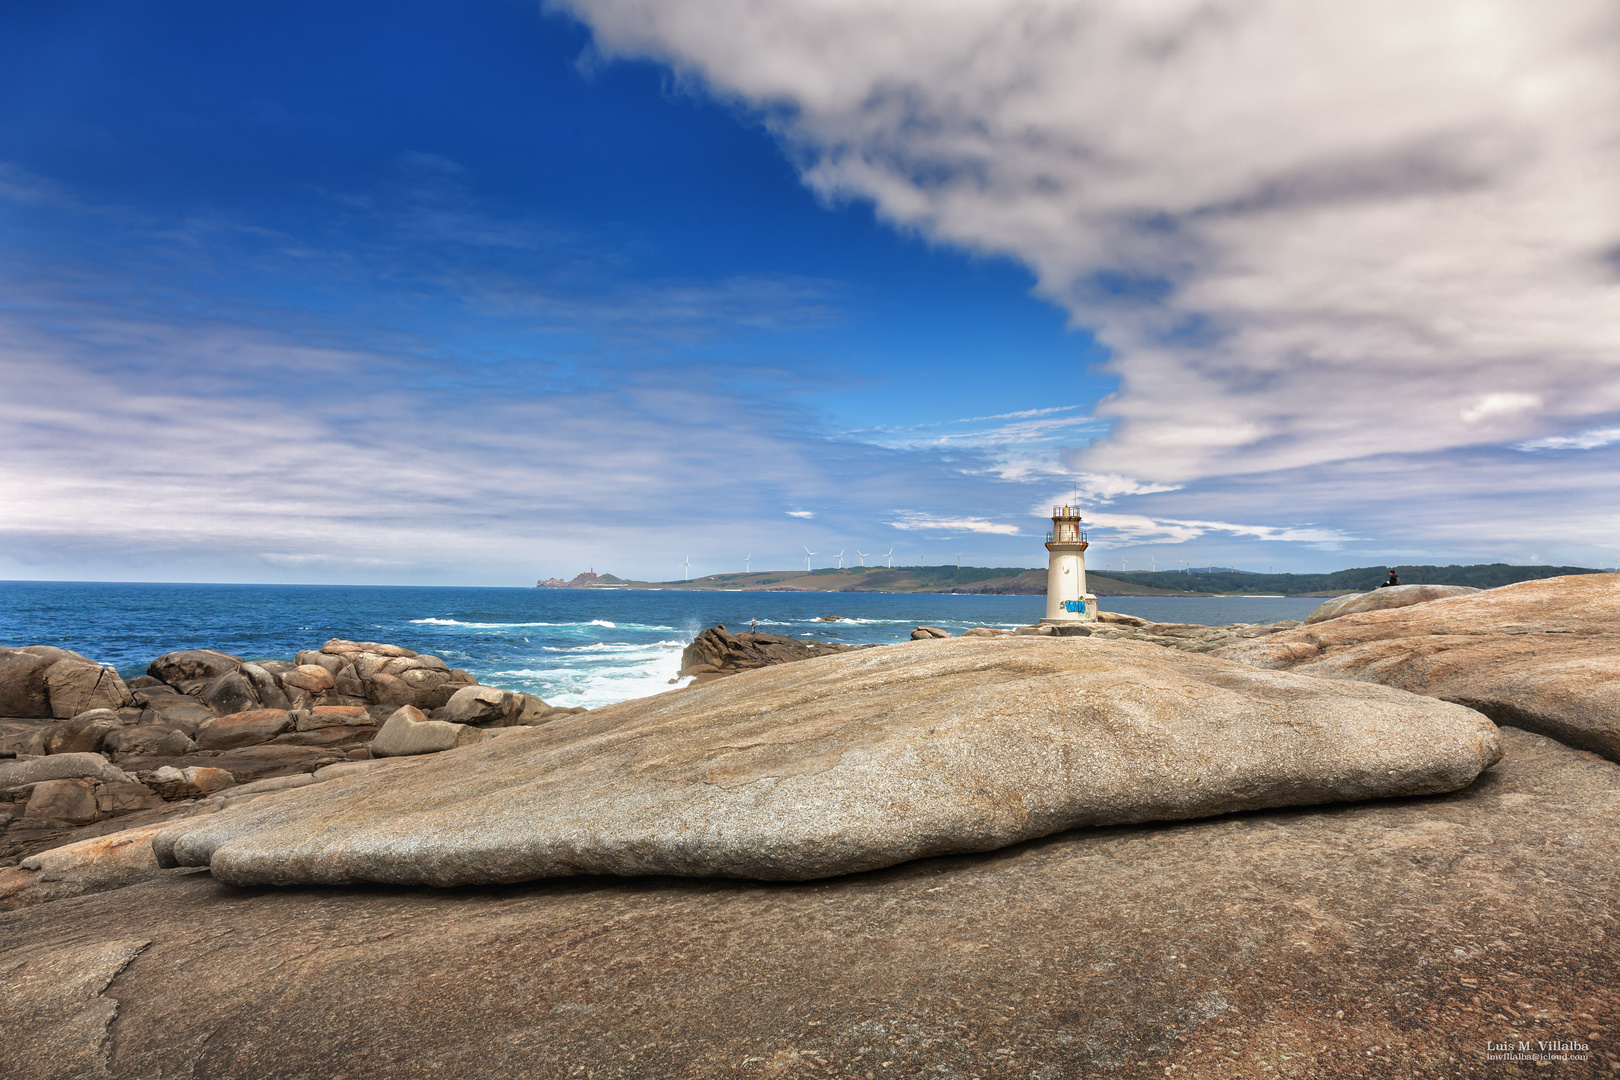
xmin=0 ymin=582 xmax=1325 ymax=709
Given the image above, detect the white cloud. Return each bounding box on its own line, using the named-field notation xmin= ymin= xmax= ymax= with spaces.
xmin=1083 ymin=512 xmax=1356 ymax=547
xmin=787 ymin=510 xmax=815 ymax=518
xmin=1515 ymin=426 xmax=1620 ymax=451
xmin=1064 ymin=473 xmax=1182 ymax=504
xmin=887 ymin=514 xmax=1022 ymax=535
xmin=560 ymin=0 xmax=1620 ymax=486
xmin=1461 ymin=392 xmax=1541 ymax=424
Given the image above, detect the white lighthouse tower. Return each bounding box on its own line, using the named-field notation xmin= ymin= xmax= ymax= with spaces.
xmin=1041 ymin=504 xmax=1097 ymax=624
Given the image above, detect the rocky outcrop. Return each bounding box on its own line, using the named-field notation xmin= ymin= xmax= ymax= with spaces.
xmin=0 ymin=646 xmax=132 ymax=719
xmin=1 ymin=727 xmax=1613 ymax=1079
xmin=678 ymin=624 xmax=856 ymax=681
xmin=153 ymin=636 xmax=1499 ymax=887
xmin=1217 ymin=573 xmax=1620 ymax=763
xmin=2 ymin=640 xmax=578 ymax=871
xmin=1304 ymin=583 xmax=1481 ymax=624
xmin=910 ymin=625 xmax=950 ymax=639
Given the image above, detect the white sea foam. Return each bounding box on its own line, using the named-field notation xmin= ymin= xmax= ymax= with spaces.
xmin=408 ymin=617 xmax=676 ymax=632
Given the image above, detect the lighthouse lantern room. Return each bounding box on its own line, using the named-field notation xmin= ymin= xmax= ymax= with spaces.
xmin=1041 ymin=505 xmax=1097 ymax=624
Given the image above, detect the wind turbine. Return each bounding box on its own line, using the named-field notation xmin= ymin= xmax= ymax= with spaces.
xmin=803 ymin=545 xmax=818 ymax=571
xmin=1121 ymin=555 xmax=1128 ymax=572
xmin=1150 ymin=556 xmax=1157 ymax=572
xmin=742 ymin=554 xmax=751 ymax=573
xmin=681 ymin=555 xmax=692 ymax=582
xmin=882 ymin=549 xmax=894 ymax=568
xmin=856 ymin=550 xmax=869 ymax=566
xmin=836 ymin=549 xmax=845 ymax=569
xmin=956 ymin=552 xmax=963 ymax=568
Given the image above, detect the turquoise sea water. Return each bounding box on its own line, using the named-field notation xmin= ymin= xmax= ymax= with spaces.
xmin=0 ymin=582 xmax=1323 ymax=709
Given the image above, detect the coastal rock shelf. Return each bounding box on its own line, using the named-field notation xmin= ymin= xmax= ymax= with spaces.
xmin=153 ymin=636 xmax=1500 ymax=886
xmin=1218 ymin=573 xmax=1620 ymax=763
xmin=3 ymin=726 xmax=1611 ymax=1080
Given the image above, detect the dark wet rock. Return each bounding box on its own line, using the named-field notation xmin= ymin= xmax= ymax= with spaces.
xmin=146 ymin=649 xmax=242 ymax=687
xmin=238 ymin=663 xmax=290 ymax=710
xmin=678 ymin=624 xmax=855 ymax=678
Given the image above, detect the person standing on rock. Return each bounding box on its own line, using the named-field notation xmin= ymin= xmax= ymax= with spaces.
xmin=1382 ymin=569 xmax=1401 ymax=588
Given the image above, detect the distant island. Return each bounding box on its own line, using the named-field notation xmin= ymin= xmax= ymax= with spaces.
xmin=536 ymin=563 xmax=1610 ymax=597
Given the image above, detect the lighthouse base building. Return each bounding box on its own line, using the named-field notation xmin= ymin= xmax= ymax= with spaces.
xmin=1041 ymin=505 xmax=1097 ymax=625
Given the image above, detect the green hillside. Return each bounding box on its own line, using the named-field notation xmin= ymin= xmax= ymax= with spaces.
xmin=543 ymin=562 xmax=1607 ymax=596
xmin=1098 ymin=563 xmax=1605 ymax=597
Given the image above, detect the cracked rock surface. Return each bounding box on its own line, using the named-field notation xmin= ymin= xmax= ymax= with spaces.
xmin=153 ymin=636 xmax=1500 ymax=886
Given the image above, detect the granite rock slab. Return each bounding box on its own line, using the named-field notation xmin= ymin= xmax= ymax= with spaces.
xmin=1 ymin=727 xmax=1613 ymax=1080
xmin=1219 ymin=572 xmax=1620 ymax=762
xmin=154 ymin=636 xmax=1500 ymax=886
xmin=1304 ymin=583 xmax=1481 ymax=624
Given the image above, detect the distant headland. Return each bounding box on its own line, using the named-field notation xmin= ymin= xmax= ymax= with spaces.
xmin=536 ymin=563 xmax=1610 ymax=597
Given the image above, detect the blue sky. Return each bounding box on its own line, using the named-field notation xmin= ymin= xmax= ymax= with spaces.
xmin=4 ymin=1 xmax=1619 ymax=583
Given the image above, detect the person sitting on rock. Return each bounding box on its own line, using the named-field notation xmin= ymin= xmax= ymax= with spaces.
xmin=1382 ymin=569 xmax=1401 ymax=588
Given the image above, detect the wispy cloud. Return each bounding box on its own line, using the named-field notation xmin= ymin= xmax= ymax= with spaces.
xmin=1515 ymin=426 xmax=1620 ymax=452
xmin=563 ymin=0 xmax=1620 ymax=488
xmin=887 ymin=514 xmax=1021 ymax=536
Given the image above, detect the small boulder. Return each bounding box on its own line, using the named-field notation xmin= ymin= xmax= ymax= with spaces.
xmin=24 ymin=779 xmax=100 ymax=824
xmin=102 ymin=725 xmax=181 ymax=759
xmin=369 ymin=706 xmax=476 ymax=758
xmin=198 ymin=670 xmax=261 ymax=715
xmin=910 ymin=626 xmax=950 ymax=640
xmin=195 ymin=709 xmax=293 ymax=751
xmin=44 ymin=709 xmax=126 ymax=755
xmin=144 ymin=765 xmax=236 ymax=800
xmin=239 ymin=663 xmax=291 ymax=710
xmin=153 ymin=729 xmax=198 ymax=756
xmin=43 ymin=659 xmax=133 ymax=718
xmin=282 ymin=665 xmax=337 ymax=695
xmin=293 ymin=706 xmax=372 ymax=732
xmin=440 ymin=686 xmax=517 ymax=727
xmin=365 ymin=672 xmax=417 ymax=707
xmin=148 ymin=649 xmax=243 ymax=687
xmin=0 ymin=646 xmax=94 ymax=718
xmin=96 ymin=780 xmax=164 ymax=815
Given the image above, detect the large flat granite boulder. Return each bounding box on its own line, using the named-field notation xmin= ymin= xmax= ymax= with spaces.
xmin=1219 ymin=573 xmax=1620 ymax=763
xmin=1 ymin=727 xmax=1613 ymax=1080
xmin=154 ymin=636 xmax=1499 ymax=886
xmin=1305 ymin=583 xmax=1481 ymax=624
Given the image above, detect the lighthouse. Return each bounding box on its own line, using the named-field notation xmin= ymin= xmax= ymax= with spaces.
xmin=1041 ymin=505 xmax=1096 ymax=624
